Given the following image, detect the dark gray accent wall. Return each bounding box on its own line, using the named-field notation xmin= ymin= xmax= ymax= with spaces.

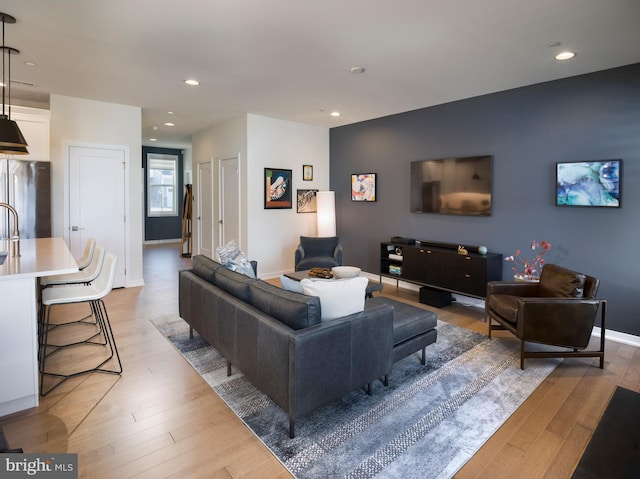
xmin=142 ymin=146 xmax=184 ymax=241
xmin=330 ymin=63 xmax=640 ymax=337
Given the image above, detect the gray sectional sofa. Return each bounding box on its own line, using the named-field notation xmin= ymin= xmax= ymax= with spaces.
xmin=178 ymin=255 xmax=437 ymax=437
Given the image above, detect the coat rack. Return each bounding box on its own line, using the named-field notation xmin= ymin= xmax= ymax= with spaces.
xmin=181 ymin=184 xmax=192 ymax=257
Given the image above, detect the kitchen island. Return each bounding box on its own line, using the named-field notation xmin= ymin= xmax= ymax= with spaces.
xmin=0 ymin=237 xmax=78 ymax=416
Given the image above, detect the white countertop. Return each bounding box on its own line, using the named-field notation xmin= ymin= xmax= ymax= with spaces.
xmin=0 ymin=237 xmax=79 ymax=280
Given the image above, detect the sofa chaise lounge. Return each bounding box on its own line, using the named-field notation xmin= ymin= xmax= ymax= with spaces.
xmin=178 ymin=255 xmax=437 ymax=437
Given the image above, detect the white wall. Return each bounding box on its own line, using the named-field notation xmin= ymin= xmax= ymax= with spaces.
xmin=182 ymin=147 xmax=193 ymax=185
xmin=247 ymin=114 xmax=329 ymax=277
xmin=49 ymin=94 xmax=144 ymax=286
xmin=191 ymin=115 xmax=248 ymax=256
xmin=191 ymin=114 xmax=329 ymax=277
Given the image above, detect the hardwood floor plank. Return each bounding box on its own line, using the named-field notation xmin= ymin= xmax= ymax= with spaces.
xmin=545 ymin=421 xmax=593 ymax=479
xmin=1 ymin=244 xmax=637 ymax=479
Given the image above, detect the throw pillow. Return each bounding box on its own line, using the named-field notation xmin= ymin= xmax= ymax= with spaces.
xmin=300 ymin=276 xmax=368 ymax=321
xmin=280 ymin=275 xmax=305 ymax=294
xmin=227 ymin=254 xmax=256 ymax=278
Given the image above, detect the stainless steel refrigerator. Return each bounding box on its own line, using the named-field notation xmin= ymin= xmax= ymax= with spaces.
xmin=0 ymin=159 xmax=51 ymax=239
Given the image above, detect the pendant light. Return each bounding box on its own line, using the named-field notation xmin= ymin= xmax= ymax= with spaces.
xmin=0 ymin=12 xmax=28 ymax=154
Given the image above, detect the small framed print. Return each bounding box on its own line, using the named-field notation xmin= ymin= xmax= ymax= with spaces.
xmin=264 ymin=168 xmax=292 ymax=209
xmin=351 ymin=173 xmax=377 ymax=202
xmin=303 ymin=164 xmax=313 ymax=181
xmin=297 ymin=189 xmax=318 ymax=213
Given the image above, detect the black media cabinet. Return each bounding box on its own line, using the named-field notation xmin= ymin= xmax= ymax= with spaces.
xmin=380 ymin=241 xmax=502 ymax=307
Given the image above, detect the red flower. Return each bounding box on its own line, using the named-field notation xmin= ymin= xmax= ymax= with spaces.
xmin=505 ymin=240 xmax=552 ymax=279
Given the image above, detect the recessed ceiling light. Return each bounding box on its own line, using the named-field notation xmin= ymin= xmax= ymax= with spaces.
xmin=184 ymin=79 xmax=200 ymax=86
xmin=164 ymin=122 xmax=175 ymax=127
xmin=152 ymin=125 xmax=159 ymax=131
xmin=555 ymin=51 xmax=576 ymax=61
xmin=149 ymin=138 xmax=158 ymax=142
xmin=168 ymin=111 xmax=174 ymax=115
xmin=350 ymin=66 xmax=365 ymax=74
xmin=330 ymin=111 xmax=341 ymax=117
xmin=24 ymin=61 xmax=36 ymax=67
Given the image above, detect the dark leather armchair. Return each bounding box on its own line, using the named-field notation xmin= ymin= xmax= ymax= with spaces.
xmin=294 ymin=236 xmax=343 ymax=271
xmin=486 ymin=264 xmax=606 ymax=369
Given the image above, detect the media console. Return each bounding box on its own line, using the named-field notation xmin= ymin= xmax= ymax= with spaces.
xmin=380 ymin=240 xmax=502 ymax=307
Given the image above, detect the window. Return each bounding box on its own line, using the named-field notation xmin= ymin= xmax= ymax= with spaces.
xmin=147 ymin=155 xmax=178 ymax=216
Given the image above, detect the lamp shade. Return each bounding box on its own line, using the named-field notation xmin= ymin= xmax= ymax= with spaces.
xmin=316 ymin=191 xmax=336 ymax=237
xmin=0 ymin=115 xmax=28 ymax=148
xmin=0 ymin=143 xmax=28 ymax=155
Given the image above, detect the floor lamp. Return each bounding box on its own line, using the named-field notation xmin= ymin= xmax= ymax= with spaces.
xmin=316 ymin=191 xmax=336 ymax=237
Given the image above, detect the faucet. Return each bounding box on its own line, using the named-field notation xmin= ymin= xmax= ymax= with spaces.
xmin=0 ymin=202 xmax=20 ymax=257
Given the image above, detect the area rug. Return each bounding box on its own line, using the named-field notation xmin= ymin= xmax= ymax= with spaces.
xmin=571 ymin=386 xmax=640 ymax=479
xmin=151 ymin=314 xmax=559 ymax=479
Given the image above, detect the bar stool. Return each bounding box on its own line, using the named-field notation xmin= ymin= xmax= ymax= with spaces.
xmin=39 ymin=252 xmax=123 ymax=396
xmin=40 ymin=244 xmax=105 ymax=288
xmin=76 ymin=237 xmax=96 ymax=271
xmin=38 ymin=245 xmax=106 ymax=341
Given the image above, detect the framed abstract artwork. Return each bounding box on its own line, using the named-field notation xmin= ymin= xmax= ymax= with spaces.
xmin=264 ymin=168 xmax=292 ymax=209
xmin=555 ymin=160 xmax=621 ymax=208
xmin=351 ymin=173 xmax=377 ymax=202
xmin=296 ymin=189 xmax=318 ymax=213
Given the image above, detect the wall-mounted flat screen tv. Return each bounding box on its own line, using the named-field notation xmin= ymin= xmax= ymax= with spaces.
xmin=556 ymin=160 xmax=621 ymax=208
xmin=410 ymin=155 xmax=492 ymax=216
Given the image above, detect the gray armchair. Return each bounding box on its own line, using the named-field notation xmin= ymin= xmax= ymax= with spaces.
xmin=294 ymin=236 xmax=343 ymax=271
xmin=486 ymin=264 xmax=606 ymax=369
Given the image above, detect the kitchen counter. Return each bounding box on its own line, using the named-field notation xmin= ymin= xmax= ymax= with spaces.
xmin=0 ymin=237 xmax=78 ymax=280
xmin=0 ymin=238 xmax=78 ymax=416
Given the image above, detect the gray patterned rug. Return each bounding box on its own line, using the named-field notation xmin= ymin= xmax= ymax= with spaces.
xmin=151 ymin=314 xmax=558 ymax=479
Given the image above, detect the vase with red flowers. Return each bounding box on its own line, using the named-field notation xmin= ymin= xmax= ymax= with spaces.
xmin=505 ymin=240 xmax=552 ymax=281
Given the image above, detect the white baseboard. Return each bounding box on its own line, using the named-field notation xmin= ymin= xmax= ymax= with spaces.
xmin=125 ymin=279 xmax=145 ymax=288
xmin=258 ymin=270 xmax=291 ymax=281
xmin=592 ymin=326 xmax=640 ymax=348
xmin=144 ymin=239 xmax=181 ymax=245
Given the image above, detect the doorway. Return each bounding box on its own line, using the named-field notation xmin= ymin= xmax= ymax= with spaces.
xmin=67 ymin=145 xmax=127 ymax=287
xmin=197 ymin=160 xmax=213 ymax=258
xmin=219 ymin=157 xmax=240 ymax=249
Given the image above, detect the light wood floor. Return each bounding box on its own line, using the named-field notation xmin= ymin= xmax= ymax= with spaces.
xmin=1 ymin=244 xmax=638 ymax=478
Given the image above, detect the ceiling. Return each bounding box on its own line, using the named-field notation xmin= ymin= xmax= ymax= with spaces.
xmin=3 ymin=0 xmax=640 ymax=148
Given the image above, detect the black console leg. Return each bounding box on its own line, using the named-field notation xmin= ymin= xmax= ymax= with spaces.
xmin=383 ymin=374 xmax=389 ymax=387
xmin=227 ymin=360 xmax=232 ymax=377
xmin=366 ymin=382 xmax=372 ymax=396
xmin=189 ymin=326 xmax=193 ymax=339
xmin=289 ymin=419 xmax=295 ymax=439
xmin=421 ymin=347 xmax=426 ymax=365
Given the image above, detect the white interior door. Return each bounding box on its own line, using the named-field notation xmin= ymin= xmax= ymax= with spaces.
xmin=219 ymin=157 xmax=240 ymax=249
xmin=68 ymin=146 xmax=126 ymax=287
xmin=197 ymin=161 xmax=214 ymax=258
